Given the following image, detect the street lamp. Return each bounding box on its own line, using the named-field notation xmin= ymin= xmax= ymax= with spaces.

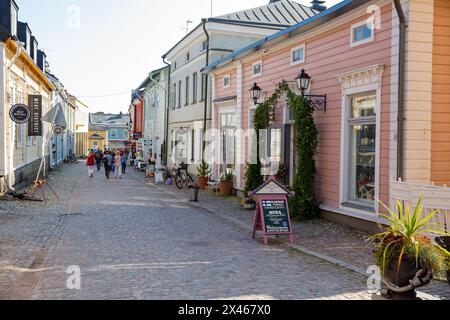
xmin=249 ymin=83 xmax=262 ymax=105
xmin=294 ymin=69 xmax=327 ymax=112
xmin=296 ymin=69 xmax=311 ymax=96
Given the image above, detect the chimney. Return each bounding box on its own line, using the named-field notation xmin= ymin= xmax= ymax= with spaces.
xmin=311 ymin=0 xmax=327 ymax=12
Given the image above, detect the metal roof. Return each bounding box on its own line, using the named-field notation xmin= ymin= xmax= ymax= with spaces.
xmin=162 ymin=1 xmax=317 ymax=59
xmin=215 ymin=0 xmax=316 ymax=26
xmin=205 ymin=0 xmax=370 ymax=72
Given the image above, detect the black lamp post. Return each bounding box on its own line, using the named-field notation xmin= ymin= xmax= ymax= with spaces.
xmin=295 ymin=69 xmax=327 ymax=112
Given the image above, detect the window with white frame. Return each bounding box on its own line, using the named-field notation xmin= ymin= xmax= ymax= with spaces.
xmin=351 ymin=20 xmax=374 ymax=47
xmin=220 ymin=113 xmax=236 ymax=172
xmin=223 ymin=75 xmax=231 ymax=88
xmin=291 ymin=44 xmax=305 ymax=65
xmin=192 ymin=72 xmax=198 ymax=103
xmin=252 ymin=61 xmax=262 ymax=78
xmin=178 ymin=80 xmax=182 ymax=108
xmin=347 ymin=93 xmax=377 ymax=207
xmin=185 ymin=76 xmax=190 ymax=106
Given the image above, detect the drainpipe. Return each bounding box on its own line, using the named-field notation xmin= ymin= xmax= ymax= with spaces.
xmin=394 ymin=0 xmax=406 ymax=181
xmin=162 ymin=57 xmax=171 ymax=166
xmin=201 ymin=18 xmax=210 ymax=161
xmin=5 ymin=40 xmax=24 ymax=191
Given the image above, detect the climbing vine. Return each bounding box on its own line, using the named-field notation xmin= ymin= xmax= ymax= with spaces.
xmin=244 ymin=81 xmax=320 ymax=220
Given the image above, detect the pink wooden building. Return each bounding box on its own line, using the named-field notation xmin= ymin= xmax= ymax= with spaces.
xmin=206 ymin=0 xmax=450 ymax=231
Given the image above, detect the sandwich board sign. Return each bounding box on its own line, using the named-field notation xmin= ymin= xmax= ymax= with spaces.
xmin=251 ymin=176 xmax=294 ymax=245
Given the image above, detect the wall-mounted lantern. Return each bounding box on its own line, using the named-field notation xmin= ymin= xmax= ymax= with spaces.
xmin=295 ymin=69 xmax=327 ymax=112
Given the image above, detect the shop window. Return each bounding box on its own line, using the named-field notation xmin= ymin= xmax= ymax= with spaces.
xmin=347 ymin=94 xmax=376 ymax=207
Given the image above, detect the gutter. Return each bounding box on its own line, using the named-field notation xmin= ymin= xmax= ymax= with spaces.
xmin=162 ymin=57 xmax=171 ymax=166
xmin=201 ymin=18 xmax=210 ymax=161
xmin=394 ymin=0 xmax=406 ymax=181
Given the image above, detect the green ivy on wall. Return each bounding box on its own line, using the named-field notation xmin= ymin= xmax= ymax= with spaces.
xmin=244 ymin=81 xmax=320 ymax=220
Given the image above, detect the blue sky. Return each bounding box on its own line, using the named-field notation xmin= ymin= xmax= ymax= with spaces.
xmin=17 ymin=0 xmax=341 ymax=113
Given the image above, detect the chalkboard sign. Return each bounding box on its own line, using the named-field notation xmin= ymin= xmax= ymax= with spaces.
xmin=261 ymin=199 xmax=291 ymax=234
xmin=251 ymin=176 xmax=294 ymax=245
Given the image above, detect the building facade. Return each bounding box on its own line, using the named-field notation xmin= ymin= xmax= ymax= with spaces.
xmin=133 ymin=66 xmax=169 ymax=166
xmin=207 ymin=0 xmax=450 ymax=230
xmin=0 ymin=0 xmax=55 ymax=192
xmin=74 ymin=95 xmax=90 ymax=157
xmin=89 ymin=112 xmax=130 ymax=151
xmin=163 ymin=0 xmax=318 ymax=174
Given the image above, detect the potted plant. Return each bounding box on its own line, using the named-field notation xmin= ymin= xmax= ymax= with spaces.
xmin=220 ymin=171 xmax=234 ymax=196
xmin=197 ymin=160 xmax=211 ymax=190
xmin=369 ymin=198 xmax=450 ymax=299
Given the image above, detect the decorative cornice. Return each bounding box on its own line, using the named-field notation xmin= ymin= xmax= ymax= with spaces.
xmin=337 ymin=64 xmax=385 ymax=89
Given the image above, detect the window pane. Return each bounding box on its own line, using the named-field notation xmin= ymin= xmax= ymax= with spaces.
xmin=352 ymin=95 xmax=376 ymax=118
xmin=350 ymin=124 xmax=376 ymax=205
xmin=271 ymin=129 xmax=282 ymax=163
xmin=353 ymin=24 xmax=372 ymax=42
xmin=292 ymin=48 xmax=304 ymax=63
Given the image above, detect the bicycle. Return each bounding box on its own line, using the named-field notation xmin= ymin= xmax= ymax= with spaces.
xmin=172 ymin=168 xmax=193 ymax=190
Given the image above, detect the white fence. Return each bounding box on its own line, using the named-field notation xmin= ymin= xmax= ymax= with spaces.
xmin=390 ymin=181 xmax=450 ymax=232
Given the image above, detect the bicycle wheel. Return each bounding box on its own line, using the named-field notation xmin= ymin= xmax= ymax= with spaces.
xmin=175 ymin=175 xmax=184 ymax=189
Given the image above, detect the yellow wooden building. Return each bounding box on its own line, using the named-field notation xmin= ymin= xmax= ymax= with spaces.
xmin=88 ymin=129 xmax=107 ymax=153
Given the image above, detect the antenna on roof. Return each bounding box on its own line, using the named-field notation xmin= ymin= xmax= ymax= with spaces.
xmin=181 ymin=19 xmax=193 ymax=34
xmin=210 ymin=0 xmax=213 ymax=17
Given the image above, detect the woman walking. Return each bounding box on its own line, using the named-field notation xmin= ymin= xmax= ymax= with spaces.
xmin=87 ymin=150 xmax=96 ymax=178
xmin=114 ymin=152 xmax=122 ymax=179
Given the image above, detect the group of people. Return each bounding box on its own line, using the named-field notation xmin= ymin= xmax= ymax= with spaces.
xmin=86 ymin=149 xmax=132 ymax=180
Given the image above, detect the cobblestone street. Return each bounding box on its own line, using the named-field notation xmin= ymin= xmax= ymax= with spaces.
xmin=0 ymin=162 xmax=377 ymax=300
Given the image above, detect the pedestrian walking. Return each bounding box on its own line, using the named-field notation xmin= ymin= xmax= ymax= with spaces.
xmin=111 ymin=151 xmax=116 ymax=174
xmin=87 ymin=150 xmax=95 ymax=178
xmin=96 ymin=151 xmax=103 ymax=171
xmin=114 ymin=152 xmax=122 ymax=179
xmin=121 ymin=151 xmax=127 ymax=174
xmin=104 ymin=151 xmax=113 ymax=179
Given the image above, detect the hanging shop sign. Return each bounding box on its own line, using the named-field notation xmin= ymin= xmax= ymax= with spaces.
xmin=9 ymin=104 xmax=31 ymax=124
xmin=144 ymin=140 xmax=153 ymax=147
xmin=251 ymin=176 xmax=294 ymax=245
xmin=27 ymin=95 xmax=43 ymax=136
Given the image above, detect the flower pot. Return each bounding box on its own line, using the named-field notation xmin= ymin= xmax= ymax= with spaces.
xmin=220 ymin=181 xmax=233 ymax=196
xmin=383 ymin=255 xmax=425 ymax=299
xmin=198 ymin=177 xmax=208 ymax=190
xmin=436 ymin=236 xmax=450 ymax=287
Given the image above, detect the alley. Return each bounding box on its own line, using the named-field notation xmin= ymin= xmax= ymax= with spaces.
xmin=0 ymin=162 xmax=371 ymax=300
